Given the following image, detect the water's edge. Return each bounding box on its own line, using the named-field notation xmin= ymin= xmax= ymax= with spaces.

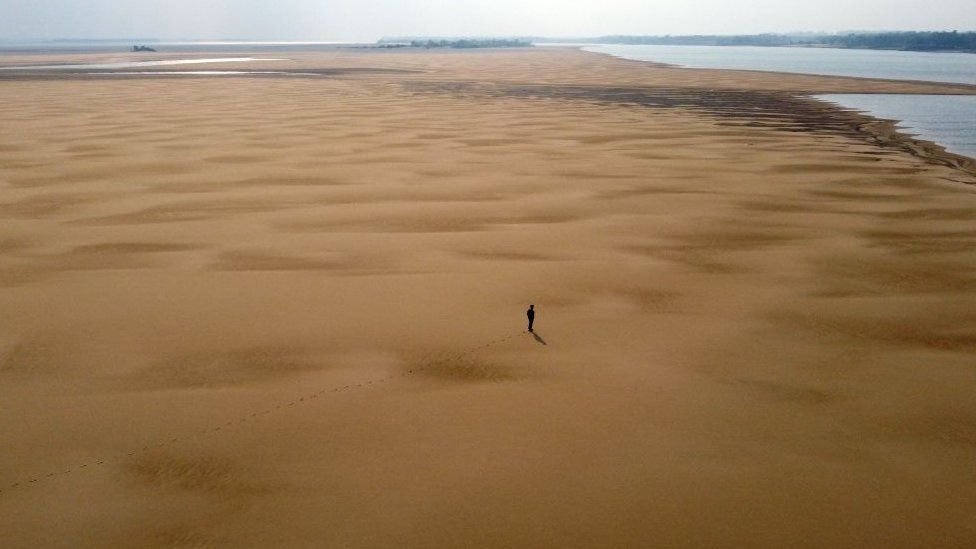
xmin=815 ymin=94 xmax=976 ymax=160
xmin=581 ymin=44 xmax=976 ymax=170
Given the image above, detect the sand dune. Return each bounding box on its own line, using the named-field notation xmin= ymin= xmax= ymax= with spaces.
xmin=1 ymin=47 xmax=975 ymax=547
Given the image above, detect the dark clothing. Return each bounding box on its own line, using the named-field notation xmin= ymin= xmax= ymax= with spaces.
xmin=527 ymin=308 xmax=535 ymax=331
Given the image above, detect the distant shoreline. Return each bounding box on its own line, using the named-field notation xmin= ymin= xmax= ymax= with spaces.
xmin=528 ymin=31 xmax=976 ymax=54
xmin=4 ymin=31 xmax=976 ymax=55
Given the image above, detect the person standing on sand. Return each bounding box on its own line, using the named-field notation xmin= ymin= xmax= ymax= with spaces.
xmin=527 ymin=304 xmax=535 ymax=332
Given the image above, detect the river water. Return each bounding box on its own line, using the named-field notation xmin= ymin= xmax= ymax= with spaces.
xmin=585 ymin=45 xmax=976 ymax=159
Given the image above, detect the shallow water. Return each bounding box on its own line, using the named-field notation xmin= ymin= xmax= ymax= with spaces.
xmin=84 ymin=71 xmax=307 ymax=76
xmin=0 ymin=57 xmax=286 ymax=70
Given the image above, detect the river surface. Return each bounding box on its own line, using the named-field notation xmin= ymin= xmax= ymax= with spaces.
xmin=585 ymin=45 xmax=976 ymax=159
xmin=816 ymin=94 xmax=976 ymax=159
xmin=585 ymin=45 xmax=976 ymax=85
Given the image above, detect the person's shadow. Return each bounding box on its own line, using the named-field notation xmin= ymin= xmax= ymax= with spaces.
xmin=530 ymin=331 xmax=547 ymax=346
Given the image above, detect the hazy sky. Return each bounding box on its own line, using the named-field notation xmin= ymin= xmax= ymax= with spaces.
xmin=3 ymin=0 xmax=975 ymax=41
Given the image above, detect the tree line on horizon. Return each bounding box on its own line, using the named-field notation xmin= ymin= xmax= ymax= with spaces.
xmin=814 ymin=31 xmax=976 ymax=52
xmin=379 ymin=38 xmax=532 ymax=49
xmin=380 ymin=31 xmax=976 ymax=53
